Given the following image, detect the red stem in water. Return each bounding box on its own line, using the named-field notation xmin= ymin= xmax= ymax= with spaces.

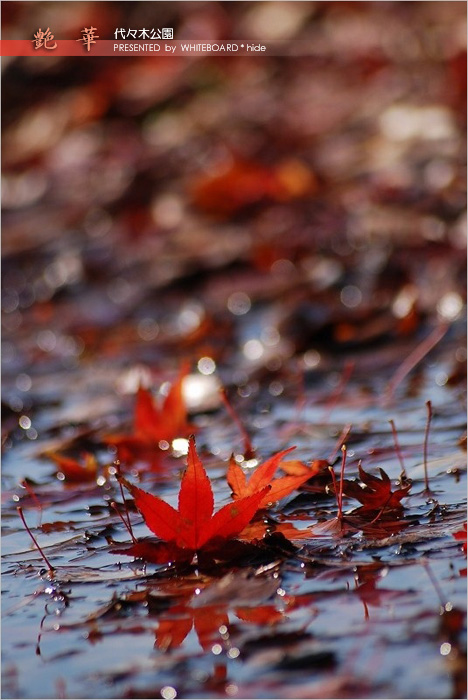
xmin=328 ymin=445 xmax=347 ymax=521
xmin=324 ymin=360 xmax=354 ymax=421
xmin=17 ymin=506 xmax=54 ymax=573
xmin=20 ymin=479 xmax=42 ymax=511
xmin=117 ymin=475 xmax=136 ymax=542
xmin=389 ymin=419 xmax=406 ymax=479
xmin=339 ymin=445 xmax=347 ymax=516
xmin=220 ymin=387 xmax=254 ymax=458
xmin=328 ymin=424 xmax=352 ymax=463
xmin=111 ymin=501 xmax=137 ymax=544
xmin=423 ymin=400 xmax=433 ymax=492
xmin=383 ymin=324 xmax=448 ymax=405
xmin=328 ymin=467 xmax=341 ymax=520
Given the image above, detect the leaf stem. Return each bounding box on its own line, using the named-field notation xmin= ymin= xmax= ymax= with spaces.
xmin=383 ymin=324 xmax=448 ymax=405
xmin=328 ymin=424 xmax=352 ymax=463
xmin=423 ymin=400 xmax=433 ymax=492
xmin=220 ymin=387 xmax=254 ymax=459
xmin=117 ymin=472 xmax=136 ymax=542
xmin=17 ymin=506 xmax=54 ymax=574
xmin=389 ymin=419 xmax=406 ymax=479
xmin=111 ymin=501 xmax=137 ymax=544
xmin=339 ymin=445 xmax=347 ymax=517
xmin=324 ymin=360 xmax=354 ymax=421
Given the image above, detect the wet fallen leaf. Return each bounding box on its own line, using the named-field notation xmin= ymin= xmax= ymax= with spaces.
xmin=227 ymin=447 xmax=319 ymax=508
xmin=280 ymin=459 xmax=329 ymax=477
xmin=342 ymin=464 xmax=411 ymax=514
xmin=49 ymin=453 xmax=98 ymax=483
xmin=119 ymin=436 xmax=270 ymax=552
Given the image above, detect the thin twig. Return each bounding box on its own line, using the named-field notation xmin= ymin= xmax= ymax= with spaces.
xmin=17 ymin=507 xmax=54 ymax=574
xmin=338 ymin=445 xmax=347 ymax=516
xmin=383 ymin=324 xmax=448 ymax=405
xmin=20 ymin=479 xmax=43 ymax=527
xmin=423 ymin=561 xmax=445 ymax=607
xmin=328 ymin=424 xmax=352 ymax=463
xmin=117 ymin=474 xmax=136 ymax=542
xmin=423 ymin=400 xmax=433 ymax=493
xmin=389 ymin=419 xmax=406 ymax=479
xmin=111 ymin=501 xmax=137 ymax=544
xmin=220 ymin=387 xmax=254 ymax=458
xmin=324 ymin=360 xmax=354 ymax=421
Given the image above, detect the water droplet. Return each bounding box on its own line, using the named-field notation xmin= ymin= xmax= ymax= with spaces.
xmin=197 ymin=357 xmax=216 ymax=375
xmin=19 ymin=415 xmax=31 ymax=430
xmin=227 ymin=292 xmax=251 ymax=316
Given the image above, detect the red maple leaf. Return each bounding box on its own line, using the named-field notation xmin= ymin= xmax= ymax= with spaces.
xmin=237 ymin=518 xmax=313 ymax=542
xmin=118 ymin=436 xmax=269 ymax=551
xmin=227 ymin=448 xmax=320 ymax=508
xmin=342 ymin=463 xmax=411 ymax=514
xmin=106 ymin=365 xmax=193 ymax=462
xmin=50 ymin=452 xmax=98 ymax=483
xmin=453 ymin=523 xmax=467 ymax=554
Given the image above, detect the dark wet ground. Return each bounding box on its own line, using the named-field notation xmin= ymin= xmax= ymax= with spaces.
xmin=2 ymin=2 xmax=467 ymax=698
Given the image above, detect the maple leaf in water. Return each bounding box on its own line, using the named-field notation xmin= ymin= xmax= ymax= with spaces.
xmin=50 ymin=452 xmax=98 ymax=483
xmin=106 ymin=365 xmax=193 ymax=462
xmin=342 ymin=463 xmax=411 ymax=514
xmin=227 ymin=449 xmax=322 ymax=508
xmin=118 ymin=436 xmax=269 ymax=551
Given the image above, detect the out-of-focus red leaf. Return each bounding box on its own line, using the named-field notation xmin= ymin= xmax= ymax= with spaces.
xmin=191 ymin=158 xmax=315 ymax=217
xmin=238 ymin=519 xmax=313 ymax=543
xmin=155 ymin=604 xmax=229 ymax=651
xmin=155 ymin=606 xmax=193 ymax=650
xmin=111 ymin=539 xmax=191 ymax=566
xmin=105 ymin=365 xmax=193 ymax=462
xmin=119 ymin=436 xmax=269 ymax=553
xmin=193 ymin=606 xmax=229 ymax=650
xmin=235 ymin=605 xmax=285 ymax=625
xmin=50 ymin=452 xmax=98 ymax=483
xmin=280 ymin=459 xmax=329 ymax=477
xmin=453 ymin=523 xmax=467 ymax=554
